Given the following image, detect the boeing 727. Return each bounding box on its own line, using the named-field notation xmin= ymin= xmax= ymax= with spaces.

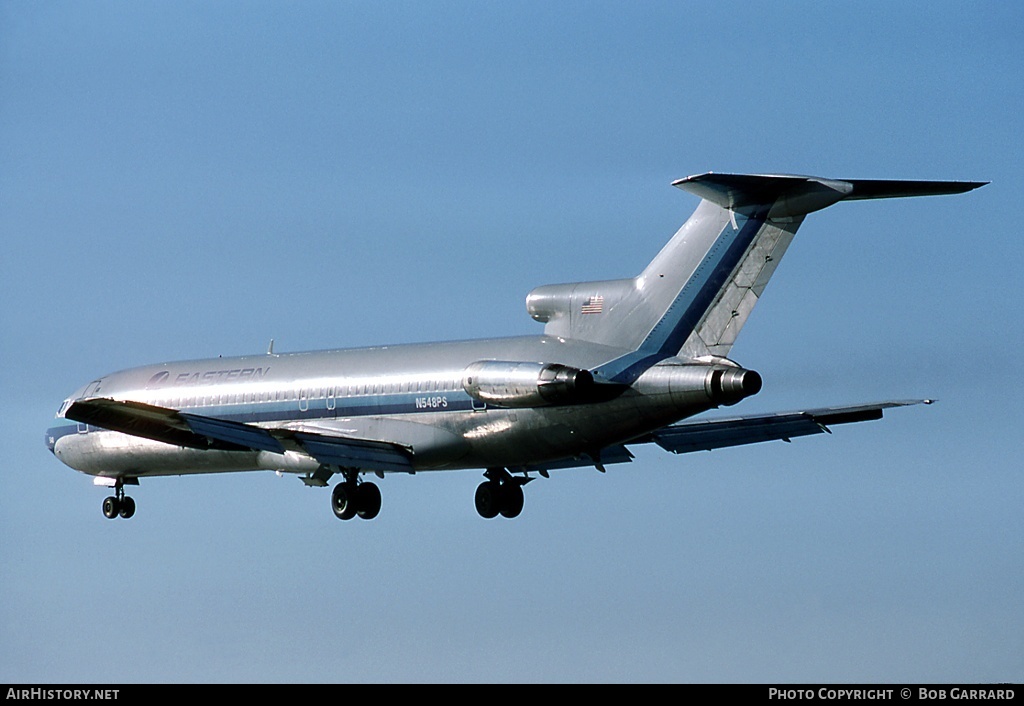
xmin=45 ymin=172 xmax=985 ymax=520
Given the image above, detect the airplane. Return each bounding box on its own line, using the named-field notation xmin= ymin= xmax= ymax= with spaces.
xmin=45 ymin=172 xmax=986 ymax=521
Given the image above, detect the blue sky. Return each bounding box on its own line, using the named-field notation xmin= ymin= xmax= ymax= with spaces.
xmin=1 ymin=1 xmax=1021 ymax=683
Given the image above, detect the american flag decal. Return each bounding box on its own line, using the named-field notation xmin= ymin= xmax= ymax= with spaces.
xmin=581 ymin=294 xmax=604 ymax=314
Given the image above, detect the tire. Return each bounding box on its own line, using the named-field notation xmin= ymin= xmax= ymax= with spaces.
xmin=118 ymin=496 xmax=136 ymax=519
xmin=475 ymin=481 xmax=501 ymax=519
xmin=499 ymin=482 xmax=524 ymax=519
xmin=102 ymin=496 xmax=120 ymax=519
xmin=332 ymin=483 xmax=358 ymax=521
xmin=356 ymin=482 xmax=382 ymax=520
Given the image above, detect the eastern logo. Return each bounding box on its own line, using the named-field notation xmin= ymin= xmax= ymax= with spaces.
xmin=146 ymin=371 xmax=171 ymax=388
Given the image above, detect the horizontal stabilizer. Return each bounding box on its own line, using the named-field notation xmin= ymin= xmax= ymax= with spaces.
xmin=643 ymin=400 xmax=929 ymax=454
xmin=674 ymin=173 xmax=986 ymax=217
xmin=841 ymin=179 xmax=989 ymax=201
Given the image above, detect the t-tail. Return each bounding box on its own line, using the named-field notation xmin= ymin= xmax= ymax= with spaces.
xmin=527 ymin=173 xmax=986 ymax=383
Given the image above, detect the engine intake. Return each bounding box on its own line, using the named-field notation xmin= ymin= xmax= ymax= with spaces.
xmin=463 ymin=361 xmax=595 ymax=408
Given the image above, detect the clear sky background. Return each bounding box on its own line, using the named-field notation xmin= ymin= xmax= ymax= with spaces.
xmin=1 ymin=1 xmax=1021 ymax=684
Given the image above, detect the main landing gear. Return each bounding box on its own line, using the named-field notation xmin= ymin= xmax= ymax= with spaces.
xmin=475 ymin=468 xmax=531 ymax=519
xmin=331 ymin=479 xmax=382 ymax=521
xmin=101 ymin=479 xmax=136 ymax=520
xmin=327 ymin=468 xmax=533 ymax=521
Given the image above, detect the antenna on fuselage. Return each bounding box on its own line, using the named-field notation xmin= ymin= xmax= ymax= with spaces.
xmin=267 ymin=339 xmax=275 ymax=355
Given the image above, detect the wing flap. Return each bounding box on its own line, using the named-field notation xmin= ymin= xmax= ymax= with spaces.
xmin=179 ymin=412 xmax=285 ymax=454
xmin=290 ymin=432 xmax=413 ymax=473
xmin=509 ymin=444 xmax=634 ymax=473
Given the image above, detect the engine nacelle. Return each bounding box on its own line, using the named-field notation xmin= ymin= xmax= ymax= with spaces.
xmin=634 ymin=362 xmax=763 ymax=410
xmin=463 ymin=361 xmax=595 ymax=408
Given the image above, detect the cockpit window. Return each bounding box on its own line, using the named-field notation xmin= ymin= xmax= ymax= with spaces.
xmin=56 ymin=399 xmax=71 ymax=418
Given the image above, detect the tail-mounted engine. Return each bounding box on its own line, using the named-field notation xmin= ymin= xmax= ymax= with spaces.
xmin=632 ymin=361 xmax=763 ymax=410
xmin=462 ymin=361 xmax=595 ymax=408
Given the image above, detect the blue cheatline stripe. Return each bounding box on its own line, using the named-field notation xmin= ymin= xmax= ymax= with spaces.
xmin=594 ymin=208 xmax=768 ymax=384
xmin=46 ymin=391 xmax=480 ymax=445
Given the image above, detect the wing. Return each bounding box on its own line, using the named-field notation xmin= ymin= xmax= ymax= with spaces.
xmin=65 ymin=397 xmax=926 ymax=476
xmin=502 ymin=401 xmax=929 ymax=474
xmin=642 ymin=400 xmax=930 ymax=454
xmin=64 ymin=398 xmax=413 ymax=473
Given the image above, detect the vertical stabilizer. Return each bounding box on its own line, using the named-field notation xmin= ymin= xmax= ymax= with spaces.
xmin=526 ymin=173 xmax=986 ymax=383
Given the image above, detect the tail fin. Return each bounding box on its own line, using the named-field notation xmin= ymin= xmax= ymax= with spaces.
xmin=527 ymin=173 xmax=985 ymax=383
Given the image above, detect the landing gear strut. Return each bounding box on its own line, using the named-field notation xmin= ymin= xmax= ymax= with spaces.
xmin=101 ymin=479 xmax=136 ymax=520
xmin=331 ymin=477 xmax=382 ymax=521
xmin=475 ymin=468 xmax=530 ymax=519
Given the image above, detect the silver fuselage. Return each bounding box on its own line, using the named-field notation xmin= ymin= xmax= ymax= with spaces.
xmin=46 ymin=334 xmax=720 ymax=480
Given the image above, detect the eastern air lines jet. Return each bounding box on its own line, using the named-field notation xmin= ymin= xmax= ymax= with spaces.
xmin=46 ymin=173 xmax=985 ymax=521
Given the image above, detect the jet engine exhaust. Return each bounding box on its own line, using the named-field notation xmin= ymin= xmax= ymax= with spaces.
xmin=708 ymin=367 xmax=762 ymax=405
